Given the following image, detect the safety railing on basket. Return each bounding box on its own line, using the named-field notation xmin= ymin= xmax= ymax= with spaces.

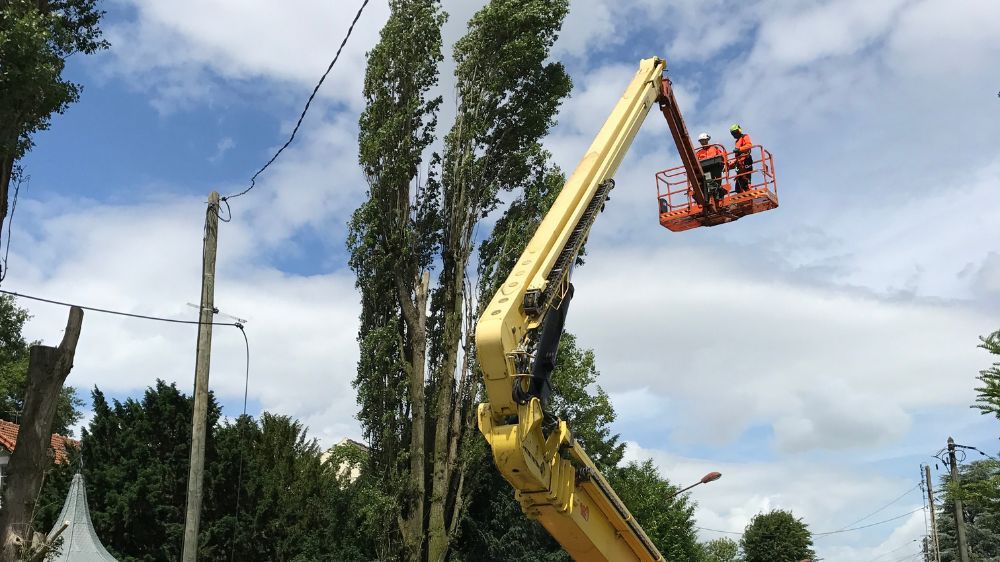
xmin=656 ymin=145 xmax=777 ymax=214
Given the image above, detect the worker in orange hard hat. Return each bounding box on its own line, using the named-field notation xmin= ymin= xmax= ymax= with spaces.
xmin=730 ymin=124 xmax=754 ymax=193
xmin=695 ymin=132 xmax=728 ymax=200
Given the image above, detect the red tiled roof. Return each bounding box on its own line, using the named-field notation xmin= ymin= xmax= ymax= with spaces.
xmin=0 ymin=419 xmax=79 ymax=464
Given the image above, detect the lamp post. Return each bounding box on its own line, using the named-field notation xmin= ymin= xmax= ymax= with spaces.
xmin=667 ymin=471 xmax=722 ymax=500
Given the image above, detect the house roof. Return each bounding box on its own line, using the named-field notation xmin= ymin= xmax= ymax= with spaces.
xmin=47 ymin=473 xmax=118 ymax=562
xmin=335 ymin=437 xmax=370 ymax=453
xmin=0 ymin=420 xmax=78 ymax=464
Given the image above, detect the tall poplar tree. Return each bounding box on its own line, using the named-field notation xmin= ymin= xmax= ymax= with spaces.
xmin=348 ymin=0 xmax=445 ymax=558
xmin=349 ymin=0 xmax=572 ymax=559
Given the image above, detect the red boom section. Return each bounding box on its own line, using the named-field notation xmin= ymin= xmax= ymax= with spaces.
xmin=657 ymin=77 xmax=708 ymax=207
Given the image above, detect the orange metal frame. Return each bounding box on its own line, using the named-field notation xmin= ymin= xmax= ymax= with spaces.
xmin=656 ymin=144 xmax=779 ymax=232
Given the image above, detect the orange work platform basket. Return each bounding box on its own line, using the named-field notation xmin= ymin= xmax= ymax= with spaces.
xmin=656 ymin=144 xmax=779 ymax=232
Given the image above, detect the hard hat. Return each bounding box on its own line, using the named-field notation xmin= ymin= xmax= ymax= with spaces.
xmin=729 ymin=123 xmax=742 ymax=132
xmin=698 ymin=132 xmax=710 ymax=141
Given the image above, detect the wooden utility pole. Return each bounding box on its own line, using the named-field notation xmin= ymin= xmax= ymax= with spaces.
xmin=947 ymin=437 xmax=970 ymax=562
xmin=182 ymin=192 xmax=220 ymax=562
xmin=925 ymin=464 xmax=941 ymax=562
xmin=0 ymin=306 xmax=83 ymax=562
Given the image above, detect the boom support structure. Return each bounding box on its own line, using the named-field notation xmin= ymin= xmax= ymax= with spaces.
xmin=476 ymin=57 xmax=688 ymax=562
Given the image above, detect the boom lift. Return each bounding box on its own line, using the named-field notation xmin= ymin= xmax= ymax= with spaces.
xmin=475 ymin=57 xmax=778 ymax=561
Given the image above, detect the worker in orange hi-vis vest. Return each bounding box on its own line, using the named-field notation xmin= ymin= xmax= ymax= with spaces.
xmin=695 ymin=132 xmax=727 ymax=200
xmin=730 ymin=124 xmax=754 ymax=193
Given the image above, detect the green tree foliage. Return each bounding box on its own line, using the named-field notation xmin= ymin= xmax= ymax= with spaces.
xmin=0 ymin=294 xmax=83 ymax=434
xmin=78 ymin=381 xmax=365 ymax=561
xmin=0 ymin=0 xmax=108 ymax=262
xmin=699 ymin=537 xmax=743 ymax=562
xmin=81 ymin=381 xmax=217 ymax=561
xmin=937 ymin=459 xmax=1000 ymax=562
xmin=203 ymin=413 xmax=355 ymax=561
xmin=740 ymin=509 xmax=815 ymax=562
xmin=348 ymin=0 xmax=446 ymax=557
xmin=349 ymin=0 xmax=573 ymax=559
xmin=973 ymin=330 xmax=1000 ymax=421
xmin=610 ymin=459 xmax=701 ymax=560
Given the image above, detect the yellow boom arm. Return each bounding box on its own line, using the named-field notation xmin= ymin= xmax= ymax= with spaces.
xmin=475 ymin=57 xmax=672 ymax=561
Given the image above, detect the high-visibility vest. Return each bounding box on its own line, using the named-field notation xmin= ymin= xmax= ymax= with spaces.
xmin=695 ymin=145 xmax=725 ymax=161
xmin=734 ymin=134 xmax=753 ymax=167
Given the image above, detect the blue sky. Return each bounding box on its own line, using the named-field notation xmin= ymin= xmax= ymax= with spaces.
xmin=5 ymin=0 xmax=1000 ymax=560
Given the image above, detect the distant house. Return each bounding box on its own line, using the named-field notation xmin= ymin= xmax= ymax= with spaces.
xmin=0 ymin=419 xmax=79 ymax=507
xmin=322 ymin=438 xmax=369 ymax=482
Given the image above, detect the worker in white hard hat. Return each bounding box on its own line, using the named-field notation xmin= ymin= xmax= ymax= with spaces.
xmin=694 ymin=132 xmax=723 ymax=161
xmin=694 ymin=132 xmax=727 ymax=200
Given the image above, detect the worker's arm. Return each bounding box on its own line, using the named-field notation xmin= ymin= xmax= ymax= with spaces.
xmin=475 ymin=58 xmax=671 ymax=562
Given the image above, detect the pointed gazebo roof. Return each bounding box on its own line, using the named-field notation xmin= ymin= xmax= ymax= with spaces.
xmin=47 ymin=473 xmax=118 ymax=562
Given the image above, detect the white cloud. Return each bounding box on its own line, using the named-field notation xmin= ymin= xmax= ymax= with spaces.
xmin=208 ymin=136 xmax=235 ymax=162
xmin=623 ymin=442 xmax=927 ymax=562
xmin=569 ymin=243 xmax=992 ymax=451
xmin=5 ymin=115 xmax=369 ymax=446
xmin=105 ymin=0 xmax=391 ymax=111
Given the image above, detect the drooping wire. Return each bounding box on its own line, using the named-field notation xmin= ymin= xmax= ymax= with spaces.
xmin=221 ymin=0 xmax=371 ymax=204
xmin=0 ymin=172 xmax=25 ymax=284
xmin=696 ymin=506 xmax=927 ymax=539
xmin=0 ymin=288 xmax=240 ymax=327
xmin=694 ymin=526 xmax=743 ymax=535
xmin=229 ymin=323 xmax=250 ymax=562
xmin=814 ymin=507 xmax=925 ymax=537
xmin=834 ymin=482 xmax=921 ymax=531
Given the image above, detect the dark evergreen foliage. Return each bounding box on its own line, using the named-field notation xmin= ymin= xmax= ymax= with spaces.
xmin=936 ymin=459 xmax=1000 ymax=562
xmin=973 ymin=330 xmax=1000 ymax=421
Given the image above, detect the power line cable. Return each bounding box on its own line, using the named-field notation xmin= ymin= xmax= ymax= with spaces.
xmin=814 ymin=507 xmax=925 ymax=537
xmin=868 ymin=539 xmax=919 ymax=562
xmin=222 ymin=0 xmax=371 ymax=204
xmin=229 ymin=324 xmax=250 ymax=562
xmin=0 ymin=172 xmax=25 ymax=284
xmin=0 ymin=288 xmax=241 ymax=327
xmin=694 ymin=526 xmax=743 ymax=535
xmin=836 ymin=483 xmax=921 ymax=531
xmin=697 ymin=506 xmax=926 ymax=539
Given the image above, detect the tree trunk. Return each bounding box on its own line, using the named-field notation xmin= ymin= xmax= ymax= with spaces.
xmin=0 ymin=307 xmax=83 ymax=562
xmin=398 ymin=271 xmax=429 ymax=562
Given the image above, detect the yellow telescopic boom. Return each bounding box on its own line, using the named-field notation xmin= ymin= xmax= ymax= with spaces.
xmin=475 ymin=57 xmax=672 ymax=562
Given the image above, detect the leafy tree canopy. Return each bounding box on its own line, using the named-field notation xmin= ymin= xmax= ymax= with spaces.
xmin=699 ymin=537 xmax=742 ymax=562
xmin=0 ymin=0 xmax=108 ymax=159
xmin=610 ymin=459 xmax=701 ymax=560
xmin=973 ymin=330 xmax=1000 ymax=421
xmin=937 ymin=459 xmax=1000 ymax=562
xmin=740 ymin=509 xmax=815 ymax=562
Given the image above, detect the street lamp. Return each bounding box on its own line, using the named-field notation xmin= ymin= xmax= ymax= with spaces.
xmin=667 ymin=471 xmax=722 ymax=500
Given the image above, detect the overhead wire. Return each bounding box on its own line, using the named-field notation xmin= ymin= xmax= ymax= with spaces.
xmin=0 ymin=289 xmax=241 ymax=327
xmin=0 ymin=172 xmax=25 ymax=284
xmin=695 ymin=506 xmax=926 ymax=539
xmin=867 ymin=539 xmax=919 ymax=562
xmin=221 ymin=0 xmax=371 ymax=204
xmin=814 ymin=507 xmax=925 ymax=537
xmin=229 ymin=323 xmax=250 ymax=562
xmin=835 ymin=483 xmax=922 ymax=531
